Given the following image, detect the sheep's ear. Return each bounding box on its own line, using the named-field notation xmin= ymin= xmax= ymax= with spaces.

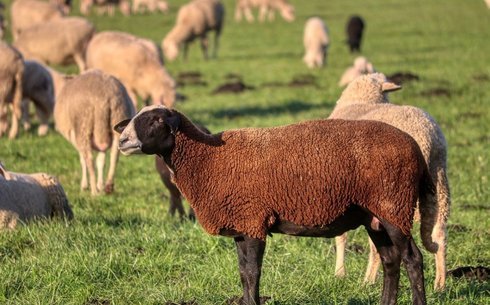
xmin=164 ymin=112 xmax=181 ymax=134
xmin=382 ymin=82 xmax=402 ymax=92
xmin=114 ymin=119 xmax=131 ymax=134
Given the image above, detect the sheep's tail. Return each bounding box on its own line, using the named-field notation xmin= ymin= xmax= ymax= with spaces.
xmin=419 ymin=163 xmax=438 ymax=253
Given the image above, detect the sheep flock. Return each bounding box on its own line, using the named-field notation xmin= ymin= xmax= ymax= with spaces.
xmin=1 ymin=0 xmax=487 ymax=304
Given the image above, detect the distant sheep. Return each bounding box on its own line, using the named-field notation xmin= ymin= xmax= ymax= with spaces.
xmin=21 ymin=60 xmax=55 ymax=136
xmin=338 ymin=56 xmax=375 ymax=87
xmin=0 ymin=163 xmax=73 ymax=229
xmin=235 ymin=0 xmax=294 ymax=23
xmin=13 ymin=17 xmax=95 ymax=72
xmin=0 ymin=42 xmax=24 ymax=139
xmin=80 ymin=0 xmax=131 ymax=16
xmin=303 ymin=17 xmax=329 ymax=68
xmin=54 ymin=69 xmax=135 ymax=195
xmin=346 ymin=15 xmax=365 ymax=53
xmin=329 ymin=73 xmax=450 ymax=291
xmin=116 ymin=105 xmax=438 ymax=305
xmin=10 ymin=0 xmax=65 ymax=40
xmin=162 ymin=0 xmax=225 ymax=61
xmin=133 ymin=0 xmax=168 ymax=13
xmin=86 ymin=31 xmax=175 ymax=109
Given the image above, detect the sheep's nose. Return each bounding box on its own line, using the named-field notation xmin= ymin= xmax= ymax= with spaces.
xmin=119 ymin=136 xmax=129 ymax=146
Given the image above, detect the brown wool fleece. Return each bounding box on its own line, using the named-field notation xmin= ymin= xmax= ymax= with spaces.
xmin=169 ymin=113 xmax=430 ymax=240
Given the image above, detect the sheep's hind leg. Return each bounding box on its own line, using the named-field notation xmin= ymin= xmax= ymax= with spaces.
xmin=366 ymin=228 xmax=401 ymax=305
xmin=363 ymin=237 xmax=381 ymax=284
xmin=96 ymin=151 xmax=106 ymax=192
xmin=232 ymin=236 xmax=266 ymax=305
xmin=334 ymin=233 xmax=347 ymax=277
xmin=79 ymin=152 xmax=88 ymax=190
xmin=82 ymin=149 xmax=98 ymax=195
xmin=104 ymin=135 xmax=120 ymax=194
xmin=200 ymin=36 xmax=209 ymax=60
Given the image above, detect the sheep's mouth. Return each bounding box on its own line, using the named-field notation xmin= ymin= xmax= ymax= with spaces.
xmin=118 ymin=142 xmax=143 ymax=155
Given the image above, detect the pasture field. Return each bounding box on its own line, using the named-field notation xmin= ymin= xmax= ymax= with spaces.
xmin=0 ymin=0 xmax=489 ymax=304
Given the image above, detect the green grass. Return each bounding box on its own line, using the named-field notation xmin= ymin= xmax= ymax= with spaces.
xmin=1 ymin=0 xmax=489 ymax=304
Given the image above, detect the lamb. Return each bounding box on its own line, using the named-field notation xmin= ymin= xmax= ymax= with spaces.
xmin=0 ymin=163 xmax=73 ymax=229
xmin=154 ymin=123 xmax=210 ymax=220
xmin=346 ymin=15 xmax=365 ymax=53
xmin=13 ymin=17 xmax=95 ymax=72
xmin=54 ymin=69 xmax=135 ymax=195
xmin=234 ymin=0 xmax=294 ymax=23
xmin=303 ymin=17 xmax=329 ymax=68
xmin=10 ymin=0 xmax=65 ymax=40
xmin=162 ymin=0 xmax=225 ymax=61
xmin=115 ymin=105 xmax=438 ymax=305
xmin=338 ymin=56 xmax=375 ymax=87
xmin=80 ymin=0 xmax=131 ymax=16
xmin=132 ymin=0 xmax=169 ymax=13
xmin=0 ymin=42 xmax=24 ymax=139
xmin=20 ymin=60 xmax=55 ymax=136
xmin=329 ymin=73 xmax=450 ymax=291
xmin=86 ymin=31 xmax=175 ymax=109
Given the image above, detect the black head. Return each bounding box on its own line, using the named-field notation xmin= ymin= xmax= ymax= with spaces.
xmin=114 ymin=105 xmax=180 ymax=156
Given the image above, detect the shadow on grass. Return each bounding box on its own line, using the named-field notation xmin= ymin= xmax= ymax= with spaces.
xmin=211 ymin=100 xmax=331 ymax=120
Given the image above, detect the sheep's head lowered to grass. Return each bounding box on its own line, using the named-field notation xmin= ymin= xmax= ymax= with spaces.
xmin=115 ymin=105 xmax=180 ymax=156
xmin=337 ymin=72 xmax=402 ymax=106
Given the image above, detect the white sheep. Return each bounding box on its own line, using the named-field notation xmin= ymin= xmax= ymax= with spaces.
xmin=338 ymin=56 xmax=375 ymax=87
xmin=54 ymin=69 xmax=135 ymax=195
xmin=329 ymin=73 xmax=450 ymax=291
xmin=21 ymin=60 xmax=55 ymax=136
xmin=235 ymin=0 xmax=294 ymax=23
xmin=13 ymin=17 xmax=95 ymax=73
xmin=162 ymin=0 xmax=225 ymax=61
xmin=10 ymin=0 xmax=65 ymax=41
xmin=132 ymin=0 xmax=169 ymax=13
xmin=0 ymin=163 xmax=73 ymax=229
xmin=303 ymin=17 xmax=329 ymax=69
xmin=0 ymin=42 xmax=24 ymax=139
xmin=86 ymin=31 xmax=175 ymax=109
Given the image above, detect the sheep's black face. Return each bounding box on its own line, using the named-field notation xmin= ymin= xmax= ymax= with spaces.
xmin=116 ymin=105 xmax=179 ymax=156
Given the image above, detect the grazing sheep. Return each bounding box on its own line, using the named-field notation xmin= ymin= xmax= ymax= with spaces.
xmin=86 ymin=31 xmax=175 ymax=109
xmin=235 ymin=0 xmax=294 ymax=23
xmin=329 ymin=73 xmax=450 ymax=291
xmin=162 ymin=0 xmax=225 ymax=61
xmin=10 ymin=0 xmax=65 ymax=40
xmin=303 ymin=17 xmax=329 ymax=68
xmin=133 ymin=0 xmax=169 ymax=13
xmin=54 ymin=69 xmax=135 ymax=195
xmin=0 ymin=42 xmax=24 ymax=139
xmin=338 ymin=56 xmax=375 ymax=87
xmin=80 ymin=0 xmax=131 ymax=16
xmin=20 ymin=60 xmax=55 ymax=136
xmin=0 ymin=163 xmax=73 ymax=229
xmin=346 ymin=15 xmax=365 ymax=53
xmin=13 ymin=17 xmax=95 ymax=72
xmin=154 ymin=123 xmax=209 ymax=220
xmin=116 ymin=105 xmax=438 ymax=305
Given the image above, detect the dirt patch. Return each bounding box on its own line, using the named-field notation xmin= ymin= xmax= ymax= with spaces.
xmin=227 ymin=296 xmax=271 ymax=305
xmin=177 ymin=71 xmax=207 ymax=87
xmin=212 ymin=81 xmax=255 ymax=94
xmin=472 ymin=73 xmax=489 ymax=82
xmin=420 ymin=87 xmax=452 ymax=97
xmin=165 ymin=300 xmax=199 ymax=305
xmin=386 ymin=72 xmax=420 ymax=85
xmin=448 ymin=266 xmax=490 ymax=282
xmin=288 ymin=74 xmax=318 ymax=87
xmin=225 ymin=73 xmax=243 ymax=80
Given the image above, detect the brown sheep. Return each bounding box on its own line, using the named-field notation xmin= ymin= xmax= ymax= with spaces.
xmin=0 ymin=42 xmax=24 ymax=139
xmin=115 ymin=105 xmax=437 ymax=305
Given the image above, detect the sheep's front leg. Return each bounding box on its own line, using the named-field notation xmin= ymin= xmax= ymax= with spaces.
xmin=234 ymin=236 xmax=266 ymax=305
xmin=104 ymin=135 xmax=120 ymax=194
xmin=200 ymin=36 xmax=209 ymax=60
xmin=334 ymin=233 xmax=347 ymax=277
